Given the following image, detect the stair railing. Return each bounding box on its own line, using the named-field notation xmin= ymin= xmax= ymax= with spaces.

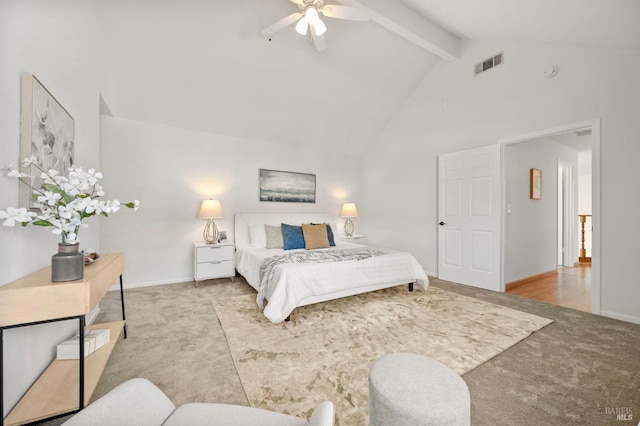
xmin=579 ymin=214 xmax=592 ymax=263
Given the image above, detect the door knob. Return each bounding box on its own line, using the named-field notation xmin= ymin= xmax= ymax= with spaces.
xmin=439 ymin=221 xmax=446 ymax=226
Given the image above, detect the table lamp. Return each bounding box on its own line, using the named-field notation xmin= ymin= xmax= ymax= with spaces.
xmin=199 ymin=199 xmax=223 ymax=244
xmin=340 ymin=203 xmax=358 ymax=237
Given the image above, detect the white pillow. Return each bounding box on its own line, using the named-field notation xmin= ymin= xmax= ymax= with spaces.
xmin=249 ymin=224 xmax=267 ymax=248
xmin=265 ymin=224 xmax=284 ymax=249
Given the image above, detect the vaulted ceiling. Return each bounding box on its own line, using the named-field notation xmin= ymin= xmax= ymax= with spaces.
xmin=97 ymin=0 xmax=639 ymax=155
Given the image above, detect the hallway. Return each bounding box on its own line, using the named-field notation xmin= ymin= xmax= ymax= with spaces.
xmin=506 ymin=264 xmax=591 ymax=312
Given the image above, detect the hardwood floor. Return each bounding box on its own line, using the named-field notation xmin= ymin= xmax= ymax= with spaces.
xmin=506 ymin=264 xmax=591 ymax=312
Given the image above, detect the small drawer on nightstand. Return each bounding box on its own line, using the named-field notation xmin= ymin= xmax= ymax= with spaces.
xmin=338 ymin=235 xmax=367 ymax=245
xmin=196 ymin=245 xmax=234 ymax=263
xmin=196 ymin=260 xmax=234 ymax=279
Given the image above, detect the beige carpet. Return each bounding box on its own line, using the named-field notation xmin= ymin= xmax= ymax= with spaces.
xmin=212 ymin=285 xmax=553 ymax=425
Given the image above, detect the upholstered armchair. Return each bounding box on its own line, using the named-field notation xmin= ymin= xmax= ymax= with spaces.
xmin=62 ymin=378 xmax=335 ymax=426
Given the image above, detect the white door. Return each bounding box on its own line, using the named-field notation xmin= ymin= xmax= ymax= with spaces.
xmin=438 ymin=145 xmax=501 ymax=291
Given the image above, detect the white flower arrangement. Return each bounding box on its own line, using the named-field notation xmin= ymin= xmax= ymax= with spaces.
xmin=0 ymin=156 xmax=139 ymax=243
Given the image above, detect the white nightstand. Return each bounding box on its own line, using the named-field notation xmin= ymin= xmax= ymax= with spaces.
xmin=337 ymin=234 xmax=367 ymax=245
xmin=193 ymin=242 xmax=235 ymax=287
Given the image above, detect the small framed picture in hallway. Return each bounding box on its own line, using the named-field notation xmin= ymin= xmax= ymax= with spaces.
xmin=530 ymin=168 xmax=542 ymax=200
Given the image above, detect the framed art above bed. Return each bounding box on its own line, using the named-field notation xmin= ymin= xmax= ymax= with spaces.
xmin=258 ymin=169 xmax=316 ymax=203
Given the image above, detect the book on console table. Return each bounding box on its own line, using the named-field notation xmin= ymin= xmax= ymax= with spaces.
xmin=56 ymin=328 xmax=111 ymax=360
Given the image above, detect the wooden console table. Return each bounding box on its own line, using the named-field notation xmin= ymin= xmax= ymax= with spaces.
xmin=0 ymin=252 xmax=127 ymax=425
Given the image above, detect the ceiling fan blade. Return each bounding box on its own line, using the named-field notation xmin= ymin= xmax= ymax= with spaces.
xmin=262 ymin=12 xmax=303 ymax=36
xmin=320 ymin=5 xmax=369 ymax=21
xmin=289 ymin=0 xmax=304 ymax=5
xmin=311 ymin=29 xmax=326 ymax=52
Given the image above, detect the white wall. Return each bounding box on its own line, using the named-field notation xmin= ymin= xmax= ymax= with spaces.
xmin=363 ymin=40 xmax=640 ymax=322
xmin=99 ymin=116 xmax=363 ymax=287
xmin=504 ymin=138 xmax=579 ymax=283
xmin=0 ymin=0 xmax=102 ymax=416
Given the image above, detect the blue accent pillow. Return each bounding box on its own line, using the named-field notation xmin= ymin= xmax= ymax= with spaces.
xmin=281 ymin=223 xmax=305 ymax=250
xmin=312 ymin=223 xmax=335 ymax=247
xmin=325 ymin=224 xmax=335 ymax=247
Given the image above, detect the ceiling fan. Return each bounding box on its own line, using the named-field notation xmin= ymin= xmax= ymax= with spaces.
xmin=263 ymin=0 xmax=370 ymax=52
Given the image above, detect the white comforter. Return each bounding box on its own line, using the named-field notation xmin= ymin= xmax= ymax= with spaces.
xmin=235 ymin=243 xmax=429 ymax=323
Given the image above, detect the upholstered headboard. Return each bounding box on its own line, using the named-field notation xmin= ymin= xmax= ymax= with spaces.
xmin=234 ymin=213 xmax=335 ymax=248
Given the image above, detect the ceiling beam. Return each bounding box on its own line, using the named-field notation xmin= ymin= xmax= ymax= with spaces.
xmin=336 ymin=0 xmax=459 ymax=61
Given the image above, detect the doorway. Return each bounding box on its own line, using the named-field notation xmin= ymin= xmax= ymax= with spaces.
xmin=500 ymin=119 xmax=599 ymax=314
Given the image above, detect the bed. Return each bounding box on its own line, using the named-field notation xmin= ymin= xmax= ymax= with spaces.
xmin=234 ymin=213 xmax=429 ymax=323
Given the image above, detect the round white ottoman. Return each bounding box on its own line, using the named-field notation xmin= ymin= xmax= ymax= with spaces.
xmin=368 ymin=353 xmax=470 ymax=426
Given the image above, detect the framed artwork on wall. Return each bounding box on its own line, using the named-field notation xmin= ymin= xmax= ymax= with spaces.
xmin=19 ymin=73 xmax=75 ymax=208
xmin=530 ymin=168 xmax=542 ymax=200
xmin=259 ymin=169 xmax=316 ymax=203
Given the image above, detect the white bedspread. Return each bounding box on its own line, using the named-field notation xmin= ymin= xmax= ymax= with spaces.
xmin=236 ymin=243 xmax=429 ymax=323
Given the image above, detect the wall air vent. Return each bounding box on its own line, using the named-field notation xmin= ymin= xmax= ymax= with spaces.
xmin=474 ymin=52 xmax=503 ymax=76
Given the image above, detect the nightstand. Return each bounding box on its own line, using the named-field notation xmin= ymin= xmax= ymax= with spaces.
xmin=337 ymin=234 xmax=367 ymax=245
xmin=193 ymin=242 xmax=235 ymax=287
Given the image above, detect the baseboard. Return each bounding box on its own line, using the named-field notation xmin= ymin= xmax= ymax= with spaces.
xmin=601 ymin=310 xmax=640 ymax=325
xmin=108 ymin=276 xmax=194 ymax=292
xmin=86 ymin=305 xmax=101 ymax=325
xmin=505 ymin=269 xmax=558 ymax=290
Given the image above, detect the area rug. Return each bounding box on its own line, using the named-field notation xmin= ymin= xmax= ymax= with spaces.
xmin=212 ymin=286 xmax=553 ymax=425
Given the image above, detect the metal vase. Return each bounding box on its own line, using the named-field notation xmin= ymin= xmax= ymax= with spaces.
xmin=51 ymin=243 xmax=84 ymax=282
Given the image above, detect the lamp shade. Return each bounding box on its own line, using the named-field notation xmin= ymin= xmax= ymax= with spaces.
xmin=199 ymin=199 xmax=223 ymax=219
xmin=340 ymin=203 xmax=358 ymax=218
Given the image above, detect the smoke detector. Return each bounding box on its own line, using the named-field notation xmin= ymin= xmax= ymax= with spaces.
xmin=543 ymin=66 xmax=559 ymax=78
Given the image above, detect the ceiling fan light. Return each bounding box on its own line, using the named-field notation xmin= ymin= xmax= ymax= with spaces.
xmin=295 ymin=17 xmax=308 ymax=35
xmin=313 ymin=18 xmax=327 ymax=36
xmin=305 ymin=6 xmax=319 ymax=23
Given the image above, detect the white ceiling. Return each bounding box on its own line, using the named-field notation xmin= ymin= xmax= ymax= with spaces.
xmin=402 ymin=0 xmax=640 ymax=50
xmin=98 ymin=0 xmax=639 ymax=155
